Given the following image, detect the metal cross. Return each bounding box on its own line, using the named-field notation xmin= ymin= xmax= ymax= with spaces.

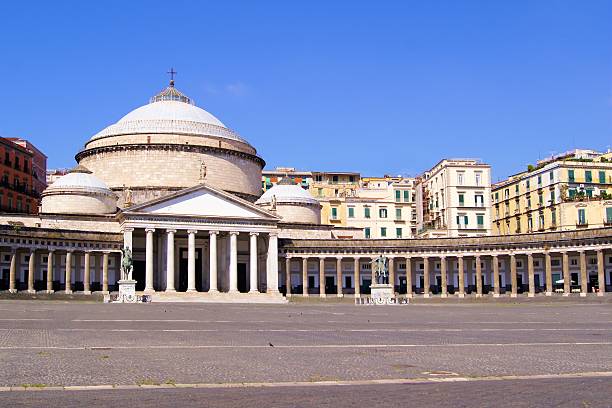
xmin=167 ymin=68 xmax=177 ymax=81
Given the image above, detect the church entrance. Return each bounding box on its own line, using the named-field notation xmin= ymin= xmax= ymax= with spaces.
xmin=178 ymin=248 xmax=203 ymax=292
xmin=133 ymin=260 xmax=145 ymax=291
xmin=237 ymin=263 xmax=247 ymax=293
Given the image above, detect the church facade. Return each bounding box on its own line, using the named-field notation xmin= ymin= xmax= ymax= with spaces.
xmin=0 ymin=80 xmax=609 ymax=300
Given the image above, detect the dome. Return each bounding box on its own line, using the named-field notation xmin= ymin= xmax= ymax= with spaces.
xmin=89 ymin=82 xmax=247 ymax=144
xmin=47 ymin=165 xmax=112 ymax=194
xmin=256 ymin=183 xmax=319 ymax=206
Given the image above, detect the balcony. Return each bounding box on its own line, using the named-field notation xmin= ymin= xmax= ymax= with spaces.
xmin=0 ymin=180 xmax=39 ymax=198
xmin=576 ymin=221 xmax=589 ymax=228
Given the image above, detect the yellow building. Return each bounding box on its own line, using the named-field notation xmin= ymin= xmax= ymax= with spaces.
xmin=310 ymin=171 xmax=361 ymax=226
xmin=492 ymin=149 xmax=612 ymax=235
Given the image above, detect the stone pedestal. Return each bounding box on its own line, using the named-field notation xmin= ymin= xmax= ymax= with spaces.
xmin=370 ymin=283 xmax=394 ymax=302
xmin=115 ymin=279 xmax=137 ymax=303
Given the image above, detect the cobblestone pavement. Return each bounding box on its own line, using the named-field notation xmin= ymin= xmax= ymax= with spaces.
xmin=0 ymin=300 xmax=611 ymax=406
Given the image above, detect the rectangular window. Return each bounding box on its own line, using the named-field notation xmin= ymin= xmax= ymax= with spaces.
xmin=551 ymin=209 xmax=556 ymax=225
xmin=348 ymin=207 xmax=354 ymax=218
xmin=606 ymin=207 xmax=612 ymax=223
xmin=526 ymin=179 xmax=530 ymax=190
xmin=527 ymin=217 xmax=533 ymax=231
xmin=458 ymin=193 xmax=465 ymax=206
xmin=364 ymin=227 xmax=370 ymax=238
xmin=403 ymin=190 xmax=409 ymax=202
xmin=475 ymin=172 xmax=482 ymax=186
xmin=476 ymin=214 xmax=484 ymax=228
xmin=380 ymin=227 xmax=387 ymax=237
xmin=537 ymin=175 xmax=542 ymax=185
xmin=395 ymin=208 xmax=402 ymax=220
xmin=379 ymin=208 xmax=387 ymax=218
xmin=538 ymin=193 xmax=543 ymax=206
xmin=331 ymin=207 xmax=338 ymax=219
xmin=364 ymin=207 xmax=371 ymax=218
xmin=538 ymin=214 xmax=544 ymax=229
xmin=549 ymin=171 xmax=554 ymax=182
xmin=332 ymin=175 xmax=339 ymax=184
xmin=569 ymin=189 xmax=576 ymax=198
xmin=568 ymin=169 xmax=575 ymax=182
xmin=585 ymin=171 xmax=592 ymax=183
xmin=396 ymin=228 xmax=402 ymax=238
xmin=550 ymin=190 xmax=555 ymax=204
xmin=586 ymin=188 xmax=593 ymax=198
xmin=526 ymin=196 xmax=531 ymax=208
xmin=395 ymin=190 xmax=401 ymax=202
xmin=599 ymin=171 xmax=606 ymax=184
xmin=475 ymin=194 xmax=484 ymax=207
xmin=578 ymin=208 xmax=586 ymax=225
xmin=515 ymin=184 xmax=519 ymax=193
xmin=457 ymin=172 xmax=464 ymax=185
xmin=504 ymin=189 xmax=509 ymax=199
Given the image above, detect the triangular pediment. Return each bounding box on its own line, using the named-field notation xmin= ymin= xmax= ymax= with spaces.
xmin=123 ymin=184 xmax=278 ymax=220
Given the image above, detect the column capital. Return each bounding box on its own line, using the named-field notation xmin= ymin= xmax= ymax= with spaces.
xmin=268 ymin=231 xmax=278 ymax=238
xmin=29 ymin=247 xmax=36 ymax=254
xmin=209 ymin=230 xmax=220 ymax=236
xmin=47 ymin=248 xmax=55 ymax=254
xmin=187 ymin=229 xmax=198 ymax=235
xmin=121 ymin=227 xmax=135 ymax=233
xmin=145 ymin=227 xmax=156 ymax=233
xmin=438 ymin=255 xmax=446 ymax=260
xmin=491 ymin=253 xmax=499 ymax=259
xmin=166 ymin=229 xmax=177 ymax=234
xmin=319 ymin=256 xmax=326 ymax=260
xmin=229 ymin=231 xmax=240 ymax=236
xmin=249 ymin=232 xmax=260 ymax=236
xmin=335 ymin=256 xmax=343 ymax=260
xmin=579 ymin=249 xmax=586 ymax=254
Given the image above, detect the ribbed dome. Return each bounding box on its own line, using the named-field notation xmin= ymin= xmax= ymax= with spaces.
xmin=89 ymin=83 xmax=247 ymax=144
xmin=256 ymin=183 xmax=319 ymax=205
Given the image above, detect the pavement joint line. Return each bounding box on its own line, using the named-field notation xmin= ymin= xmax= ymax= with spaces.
xmin=0 ymin=342 xmax=611 ymax=350
xmin=4 ymin=328 xmax=612 ymax=333
xmin=2 ymin=371 xmax=612 ymax=392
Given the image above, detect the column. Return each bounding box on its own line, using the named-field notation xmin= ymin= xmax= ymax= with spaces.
xmin=319 ymin=257 xmax=325 ymax=297
xmin=545 ymin=251 xmax=552 ymax=296
xmin=440 ymin=256 xmax=447 ymax=298
xmin=423 ymin=256 xmax=430 ymax=298
xmin=209 ymin=231 xmax=219 ymax=293
xmin=83 ymin=251 xmax=91 ymax=294
xmin=388 ymin=257 xmax=395 ymax=292
xmin=249 ymin=232 xmax=258 ymax=293
xmin=336 ymin=257 xmax=342 ymax=297
xmin=492 ymin=255 xmax=500 ymax=297
xmin=527 ymin=253 xmax=535 ymax=297
xmin=597 ymin=249 xmax=605 ymax=296
xmin=370 ymin=257 xmax=376 ymax=285
xmin=165 ymin=229 xmax=176 ymax=292
xmin=579 ymin=250 xmax=587 ymax=297
xmin=46 ymin=250 xmax=54 ymax=293
xmin=353 ymin=257 xmax=360 ymax=297
xmin=562 ymin=251 xmax=570 ymax=296
xmin=145 ymin=228 xmax=155 ymax=293
xmin=405 ymin=256 xmax=413 ymax=298
xmin=27 ymin=249 xmax=36 ymax=293
xmin=102 ymin=252 xmax=109 ymax=294
xmin=475 ymin=255 xmax=482 ymax=297
xmin=8 ymin=248 xmax=16 ymax=293
xmin=285 ymin=257 xmax=292 ymax=296
xmin=187 ymin=230 xmax=197 ymax=292
xmin=510 ymin=253 xmax=517 ymax=298
xmin=65 ymin=251 xmax=73 ymax=294
xmin=457 ymin=255 xmax=464 ymax=298
xmin=266 ymin=232 xmax=279 ymax=294
xmin=302 ymin=257 xmax=309 ymax=296
xmin=123 ymin=227 xmax=134 ymax=249
xmin=229 ymin=231 xmax=239 ymax=294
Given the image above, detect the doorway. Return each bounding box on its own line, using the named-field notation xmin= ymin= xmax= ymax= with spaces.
xmin=325 ymin=276 xmax=335 ymax=294
xmin=178 ymin=248 xmax=203 ymax=292
xmin=133 ymin=260 xmax=145 ymax=291
xmin=238 ymin=263 xmax=247 ymax=293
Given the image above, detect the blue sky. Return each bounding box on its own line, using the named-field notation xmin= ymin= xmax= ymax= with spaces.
xmin=0 ymin=1 xmax=610 ymax=182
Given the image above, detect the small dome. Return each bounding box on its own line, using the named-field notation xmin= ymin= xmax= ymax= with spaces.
xmin=256 ymin=181 xmax=319 ymax=206
xmin=47 ymin=167 xmax=112 ymax=194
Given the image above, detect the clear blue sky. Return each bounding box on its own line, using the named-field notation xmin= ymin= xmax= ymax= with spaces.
xmin=0 ymin=1 xmax=610 ymax=182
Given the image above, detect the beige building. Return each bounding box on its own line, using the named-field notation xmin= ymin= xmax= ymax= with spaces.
xmin=416 ymin=159 xmax=491 ymax=238
xmin=492 ymin=149 xmax=612 ymax=235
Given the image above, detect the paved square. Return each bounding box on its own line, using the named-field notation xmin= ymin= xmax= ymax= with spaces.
xmin=0 ymin=300 xmax=611 ymax=407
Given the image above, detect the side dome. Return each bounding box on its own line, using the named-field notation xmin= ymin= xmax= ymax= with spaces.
xmin=41 ymin=165 xmax=117 ymax=214
xmin=256 ymin=178 xmax=321 ymax=224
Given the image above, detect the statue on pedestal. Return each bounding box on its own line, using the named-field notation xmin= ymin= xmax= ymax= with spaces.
xmin=372 ymin=255 xmax=388 ymax=285
xmin=120 ymin=246 xmax=133 ymax=281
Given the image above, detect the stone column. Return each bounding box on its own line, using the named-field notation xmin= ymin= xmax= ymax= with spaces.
xmin=492 ymin=254 xmax=500 ymax=298
xmin=423 ymin=256 xmax=430 ymax=298
xmin=370 ymin=257 xmax=376 ymax=285
xmin=353 ymin=257 xmax=360 ymax=297
xmin=229 ymin=231 xmax=239 ymax=293
xmin=46 ymin=250 xmax=54 ymax=293
xmin=249 ymin=232 xmax=259 ymax=293
xmin=145 ymin=228 xmax=155 ymax=293
xmin=510 ymin=254 xmax=517 ymax=298
xmin=457 ymin=255 xmax=464 ymax=298
xmin=266 ymin=232 xmax=279 ymax=294
xmin=285 ymin=257 xmax=292 ymax=296
xmin=83 ymin=251 xmax=91 ymax=294
xmin=302 ymin=257 xmax=309 ymax=296
xmin=475 ymin=255 xmax=482 ymax=297
xmin=187 ymin=230 xmax=197 ymax=292
xmin=388 ymin=257 xmax=395 ymax=292
xmin=405 ymin=256 xmax=413 ymax=298
xmin=8 ymin=248 xmax=16 ymax=293
xmin=527 ymin=253 xmax=535 ymax=297
xmin=65 ymin=251 xmax=73 ymax=294
xmin=545 ymin=252 xmax=552 ymax=296
xmin=562 ymin=251 xmax=570 ymax=296
xmin=165 ymin=229 xmax=176 ymax=292
xmin=27 ymin=249 xmax=36 ymax=293
xmin=319 ymin=257 xmax=326 ymax=297
xmin=209 ymin=231 xmax=219 ymax=293
xmin=440 ymin=256 xmax=447 ymax=298
xmin=579 ymin=250 xmax=587 ymax=297
xmin=336 ymin=257 xmax=343 ymax=297
xmin=102 ymin=251 xmax=109 ymax=294
xmin=597 ymin=249 xmax=605 ymax=296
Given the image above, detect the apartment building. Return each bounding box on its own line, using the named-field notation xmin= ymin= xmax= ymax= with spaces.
xmin=262 ymin=167 xmax=312 ymax=192
xmin=492 ymin=149 xmax=612 ymax=234
xmin=0 ymin=137 xmax=41 ymax=214
xmin=416 ymin=159 xmax=491 ymax=238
